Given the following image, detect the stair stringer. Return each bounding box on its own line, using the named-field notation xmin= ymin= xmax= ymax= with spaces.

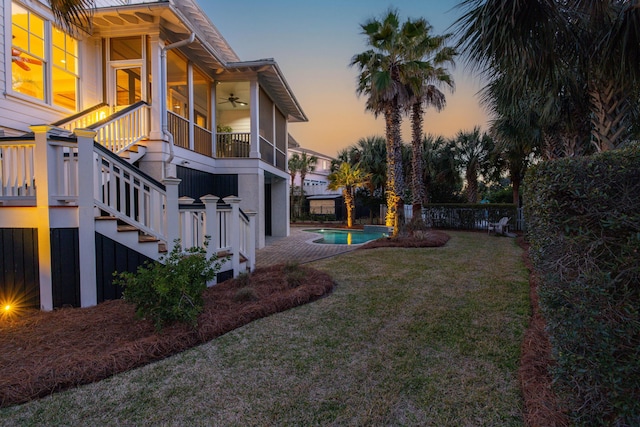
xmin=95 ymin=217 xmax=165 ymax=262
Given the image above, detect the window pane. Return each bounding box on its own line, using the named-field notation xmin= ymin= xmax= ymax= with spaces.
xmin=29 ymin=33 xmax=45 ymax=57
xmin=12 ymin=54 xmax=44 ymax=100
xmin=110 ymin=36 xmax=142 ymax=60
xmin=193 ymin=68 xmax=209 ymax=129
xmin=115 ymin=67 xmax=141 ymax=106
xmin=12 ymin=3 xmax=28 ymax=29
xmin=53 ymin=46 xmax=65 ymax=68
xmin=52 ymin=67 xmax=77 ymax=110
xmin=29 ymin=13 xmax=44 ymax=39
xmin=52 ymin=28 xmax=65 ymax=49
xmin=12 ymin=26 xmax=28 ymax=50
xmin=166 ymin=50 xmax=188 ymax=119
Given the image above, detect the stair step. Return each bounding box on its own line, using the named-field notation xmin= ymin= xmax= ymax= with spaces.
xmin=117 ymin=224 xmax=138 ymax=232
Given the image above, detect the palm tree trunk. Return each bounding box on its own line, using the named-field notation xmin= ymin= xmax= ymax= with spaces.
xmin=588 ymin=80 xmax=630 ymax=152
xmin=465 ymin=165 xmax=478 ymax=204
xmin=411 ymin=102 xmax=425 ymax=217
xmin=344 ymin=190 xmax=354 ymax=228
xmin=384 ymin=106 xmax=398 ymax=228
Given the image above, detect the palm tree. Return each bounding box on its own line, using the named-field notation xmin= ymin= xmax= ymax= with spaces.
xmin=288 ymin=153 xmax=301 ymax=218
xmin=353 ymin=136 xmax=387 ymax=197
xmin=404 ymin=21 xmax=456 ymax=216
xmin=48 ymin=0 xmax=95 ymax=35
xmin=351 ymin=9 xmax=420 ymax=233
xmin=454 ymin=0 xmax=640 ymax=153
xmin=327 ymin=162 xmax=370 ymax=228
xmin=297 ymin=152 xmax=318 ymax=198
xmin=421 ymin=134 xmax=461 ymax=204
xmin=451 ymin=127 xmax=495 ymax=204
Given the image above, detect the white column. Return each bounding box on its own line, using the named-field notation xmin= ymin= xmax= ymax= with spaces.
xmin=245 ymin=210 xmax=257 ymax=272
xmin=249 ymin=80 xmax=260 ymax=159
xmin=30 ymin=125 xmax=54 ymax=311
xmin=223 ymin=195 xmax=241 ymax=276
xmin=75 ymin=128 xmax=98 ymax=307
xmin=163 ymin=177 xmax=182 ymax=252
xmin=200 ymin=194 xmax=219 ymax=261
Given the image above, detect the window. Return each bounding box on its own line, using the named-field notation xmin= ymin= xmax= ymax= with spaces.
xmin=11 ymin=2 xmax=78 ymax=110
xmin=193 ymin=67 xmax=209 ymax=129
xmin=166 ymin=50 xmax=188 ymax=119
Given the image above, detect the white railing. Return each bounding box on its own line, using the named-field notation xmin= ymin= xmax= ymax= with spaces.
xmin=178 ymin=198 xmax=256 ymax=275
xmin=0 ymin=142 xmax=36 ymax=201
xmin=93 ymin=145 xmax=167 ymax=240
xmin=56 ymin=104 xmax=111 ymax=133
xmin=49 ymin=140 xmax=80 ymax=203
xmin=90 ymin=103 xmax=150 ymax=154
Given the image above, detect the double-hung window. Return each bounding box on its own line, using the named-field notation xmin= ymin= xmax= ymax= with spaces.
xmin=11 ymin=2 xmax=78 ymax=110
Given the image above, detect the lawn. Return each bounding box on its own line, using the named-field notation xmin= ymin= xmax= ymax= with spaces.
xmin=0 ymin=231 xmax=530 ymax=426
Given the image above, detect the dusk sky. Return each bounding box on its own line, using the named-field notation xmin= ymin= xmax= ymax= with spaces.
xmin=204 ymin=0 xmax=490 ymax=158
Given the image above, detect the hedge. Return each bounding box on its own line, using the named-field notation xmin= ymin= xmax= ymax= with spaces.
xmin=525 ymin=144 xmax=640 ymax=425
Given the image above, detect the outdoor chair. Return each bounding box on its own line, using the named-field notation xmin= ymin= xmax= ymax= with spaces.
xmin=488 ymin=217 xmax=510 ymax=234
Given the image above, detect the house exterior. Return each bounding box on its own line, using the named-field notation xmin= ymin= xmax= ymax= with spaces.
xmin=0 ymin=0 xmax=307 ymax=310
xmin=288 ymin=136 xmax=341 ymax=217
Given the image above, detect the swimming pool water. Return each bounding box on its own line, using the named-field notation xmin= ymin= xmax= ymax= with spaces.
xmin=304 ymin=228 xmax=387 ymax=245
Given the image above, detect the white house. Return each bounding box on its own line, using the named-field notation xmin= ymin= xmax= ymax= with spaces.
xmin=0 ymin=0 xmax=307 ymax=310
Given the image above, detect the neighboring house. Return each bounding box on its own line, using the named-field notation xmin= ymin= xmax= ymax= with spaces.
xmin=287 ymin=136 xmax=340 ymax=215
xmin=0 ymin=0 xmax=307 ymax=310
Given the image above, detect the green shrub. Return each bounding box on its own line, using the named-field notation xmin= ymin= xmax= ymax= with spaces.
xmin=115 ymin=240 xmax=223 ymax=331
xmin=525 ymin=144 xmax=640 ymax=425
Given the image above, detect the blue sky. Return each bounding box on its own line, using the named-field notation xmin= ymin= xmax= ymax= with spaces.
xmin=202 ymin=0 xmax=489 ymax=156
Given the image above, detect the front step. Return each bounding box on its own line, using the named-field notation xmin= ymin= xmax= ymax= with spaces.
xmin=95 ymin=216 xmax=166 ymax=259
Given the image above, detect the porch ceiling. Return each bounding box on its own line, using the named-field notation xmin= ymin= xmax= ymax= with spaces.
xmin=218 ymin=59 xmax=308 ymax=123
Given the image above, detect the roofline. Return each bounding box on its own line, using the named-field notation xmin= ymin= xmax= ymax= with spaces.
xmin=226 ymin=59 xmax=308 ymax=123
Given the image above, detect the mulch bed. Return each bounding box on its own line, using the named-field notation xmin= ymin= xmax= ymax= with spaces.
xmin=358 ymin=230 xmax=451 ymax=249
xmin=0 ymin=264 xmax=334 ymax=408
xmin=516 ymin=236 xmax=569 ymax=427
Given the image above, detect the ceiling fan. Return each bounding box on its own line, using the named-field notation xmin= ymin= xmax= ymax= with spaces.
xmin=219 ymin=93 xmax=247 ymax=108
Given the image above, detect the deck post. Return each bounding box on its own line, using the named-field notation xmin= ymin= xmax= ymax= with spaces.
xmin=30 ymin=125 xmax=54 ymax=310
xmin=163 ymin=177 xmax=181 ymax=252
xmin=75 ymin=129 xmax=98 ymax=307
xmin=223 ymin=196 xmax=242 ymax=276
xmin=245 ymin=210 xmax=257 ymax=272
xmin=200 ymin=194 xmax=219 ymax=261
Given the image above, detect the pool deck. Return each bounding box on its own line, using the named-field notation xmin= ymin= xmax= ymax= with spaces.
xmin=255 ymin=226 xmax=360 ymax=268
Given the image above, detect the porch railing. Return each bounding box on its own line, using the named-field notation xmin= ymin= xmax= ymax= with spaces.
xmin=216 ymin=133 xmax=250 ymax=158
xmin=178 ymin=197 xmax=256 ymax=274
xmin=89 ymin=101 xmax=150 ymax=154
xmin=194 ymin=125 xmax=212 ymax=156
xmin=167 ymin=111 xmax=189 ymax=149
xmin=52 ymin=103 xmax=111 ymax=132
xmin=0 ymin=140 xmax=36 ymax=203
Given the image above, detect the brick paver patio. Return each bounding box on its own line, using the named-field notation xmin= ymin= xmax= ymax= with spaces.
xmin=255 ymin=226 xmax=358 ymax=268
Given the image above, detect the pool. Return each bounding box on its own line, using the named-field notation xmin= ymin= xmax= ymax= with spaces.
xmin=304 ymin=228 xmax=388 ymax=245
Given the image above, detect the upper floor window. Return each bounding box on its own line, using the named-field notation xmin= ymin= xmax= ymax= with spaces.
xmin=11 ymin=2 xmax=78 ymax=110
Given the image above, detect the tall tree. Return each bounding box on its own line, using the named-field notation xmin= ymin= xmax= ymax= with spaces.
xmin=297 ymin=152 xmax=318 ymax=198
xmin=353 ymin=136 xmax=387 ymax=196
xmin=421 ymin=134 xmax=461 ymax=204
xmin=351 ymin=9 xmax=420 ymax=234
xmin=451 ymin=127 xmax=495 ymax=204
xmin=404 ymin=20 xmax=456 ymax=216
xmin=327 ymin=162 xmax=370 ymax=228
xmin=454 ymin=0 xmax=640 ymax=153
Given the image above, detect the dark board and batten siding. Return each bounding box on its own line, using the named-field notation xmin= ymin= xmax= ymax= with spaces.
xmin=0 ymin=228 xmax=40 ymax=309
xmin=176 ymin=166 xmax=238 ymax=201
xmin=95 ymin=233 xmax=154 ymax=303
xmin=50 ymin=228 xmax=81 ymax=308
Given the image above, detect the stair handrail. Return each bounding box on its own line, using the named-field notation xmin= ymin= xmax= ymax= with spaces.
xmin=88 ymin=101 xmax=150 ymax=154
xmin=52 ymin=103 xmax=110 ymax=131
xmin=92 ymin=142 xmax=168 ymax=242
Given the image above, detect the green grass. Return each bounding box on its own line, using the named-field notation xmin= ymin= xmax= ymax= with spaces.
xmin=0 ymin=231 xmax=530 ymax=426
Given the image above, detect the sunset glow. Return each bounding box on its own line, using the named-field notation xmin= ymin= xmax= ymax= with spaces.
xmin=207 ymin=0 xmax=490 ymax=157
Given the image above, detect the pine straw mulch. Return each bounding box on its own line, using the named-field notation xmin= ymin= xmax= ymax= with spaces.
xmin=358 ymin=229 xmax=451 ymax=249
xmin=0 ymin=264 xmax=334 ymax=408
xmin=516 ymin=235 xmax=569 ymax=427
